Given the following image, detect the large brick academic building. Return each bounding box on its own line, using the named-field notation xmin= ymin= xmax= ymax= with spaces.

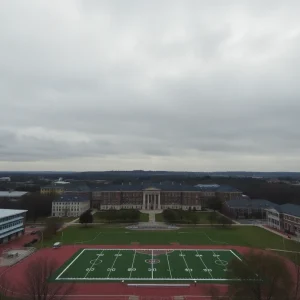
xmin=91 ymin=183 xmax=242 ymax=211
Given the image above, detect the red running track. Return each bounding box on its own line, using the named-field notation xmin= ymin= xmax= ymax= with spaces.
xmin=0 ymin=244 xmax=298 ymax=300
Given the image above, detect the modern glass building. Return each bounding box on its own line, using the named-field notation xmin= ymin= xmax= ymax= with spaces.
xmin=0 ymin=209 xmax=27 ymax=244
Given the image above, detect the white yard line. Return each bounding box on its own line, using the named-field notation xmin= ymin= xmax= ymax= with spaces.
xmin=129 ymin=250 xmax=137 ymax=279
xmin=204 ymin=232 xmax=228 ymax=245
xmin=230 ymin=250 xmax=242 ymax=261
xmin=107 ymin=250 xmax=121 ymax=278
xmin=266 ymin=248 xmax=300 ymax=254
xmin=180 ymin=250 xmax=193 ymax=279
xmin=151 ymin=250 xmax=154 ymax=279
xmin=166 ymin=252 xmax=173 ymax=279
xmin=84 ymin=250 xmax=104 ymax=278
xmin=57 ymin=277 xmax=241 ymax=281
xmin=56 ymin=249 xmax=86 ymax=279
xmin=84 ymin=248 xmax=230 ymax=252
xmin=196 ymin=250 xmax=213 ymax=279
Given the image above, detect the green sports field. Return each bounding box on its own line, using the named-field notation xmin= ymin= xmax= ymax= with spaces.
xmin=51 ymin=248 xmax=254 ymax=283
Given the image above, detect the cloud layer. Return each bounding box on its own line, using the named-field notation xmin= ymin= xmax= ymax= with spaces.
xmin=1 ymin=0 xmax=300 ymax=171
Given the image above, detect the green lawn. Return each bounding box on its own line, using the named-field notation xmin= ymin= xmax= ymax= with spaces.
xmin=155 ymin=213 xmax=164 ymax=222
xmin=155 ymin=211 xmax=222 ymax=224
xmin=139 ymin=213 xmax=149 ymax=222
xmin=44 ymin=226 xmax=300 ymax=252
xmin=50 ymin=248 xmax=247 ymax=283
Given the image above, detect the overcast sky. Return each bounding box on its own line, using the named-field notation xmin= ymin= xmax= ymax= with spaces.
xmin=1 ymin=0 xmax=300 ymax=172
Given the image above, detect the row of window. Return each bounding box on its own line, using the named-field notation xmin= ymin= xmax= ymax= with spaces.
xmin=53 ymin=207 xmax=80 ymax=212
xmin=0 ymin=220 xmax=23 ymax=231
xmin=0 ymin=214 xmax=23 ymax=224
xmin=284 ymin=215 xmax=300 ymax=223
xmin=52 ymin=213 xmax=80 ymax=217
xmin=54 ymin=202 xmax=83 ymax=206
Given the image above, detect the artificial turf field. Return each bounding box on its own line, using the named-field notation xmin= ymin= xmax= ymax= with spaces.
xmin=52 ymin=248 xmax=252 ymax=283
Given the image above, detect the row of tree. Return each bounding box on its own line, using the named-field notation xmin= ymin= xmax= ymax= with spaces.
xmin=0 ymin=256 xmax=73 ymax=300
xmin=0 ymin=192 xmax=55 ymax=222
xmin=209 ymin=250 xmax=300 ymax=300
xmin=94 ymin=209 xmax=141 ymax=223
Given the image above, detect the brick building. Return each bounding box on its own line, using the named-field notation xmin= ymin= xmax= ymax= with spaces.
xmin=91 ymin=183 xmax=242 ymax=211
xmin=266 ymin=203 xmax=300 ymax=235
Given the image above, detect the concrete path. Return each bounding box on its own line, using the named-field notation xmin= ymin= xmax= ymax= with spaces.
xmin=140 ymin=210 xmax=163 ymax=224
xmin=148 ymin=211 xmax=155 ymax=223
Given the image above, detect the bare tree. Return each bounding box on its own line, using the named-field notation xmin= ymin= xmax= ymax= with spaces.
xmin=285 ymin=252 xmax=300 ymax=300
xmin=21 ymin=256 xmax=74 ymax=300
xmin=0 ymin=272 xmax=15 ymax=300
xmin=227 ymin=250 xmax=293 ymax=300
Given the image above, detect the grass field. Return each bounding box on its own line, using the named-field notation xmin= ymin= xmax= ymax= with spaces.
xmin=51 ymin=248 xmax=251 ymax=283
xmin=155 ymin=212 xmax=222 ymax=224
xmin=48 ymin=226 xmax=300 ymax=253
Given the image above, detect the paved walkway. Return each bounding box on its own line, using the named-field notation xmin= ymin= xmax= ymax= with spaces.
xmin=140 ymin=210 xmax=163 ymax=224
xmin=148 ymin=211 xmax=155 ymax=223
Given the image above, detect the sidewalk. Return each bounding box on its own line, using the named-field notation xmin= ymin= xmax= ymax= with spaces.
xmin=260 ymin=224 xmax=292 ymax=240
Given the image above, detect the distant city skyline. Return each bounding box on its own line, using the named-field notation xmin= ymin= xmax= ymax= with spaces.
xmin=1 ymin=0 xmax=300 ymax=172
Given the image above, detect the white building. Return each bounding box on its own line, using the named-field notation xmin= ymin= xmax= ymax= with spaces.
xmin=52 ymin=194 xmax=90 ymax=217
xmin=0 ymin=177 xmax=11 ymax=182
xmin=265 ymin=207 xmax=281 ymax=230
xmin=0 ymin=191 xmax=28 ymax=201
xmin=0 ymin=209 xmax=27 ymax=244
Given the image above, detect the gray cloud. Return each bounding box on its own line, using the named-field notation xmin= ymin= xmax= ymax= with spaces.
xmin=0 ymin=0 xmax=300 ymax=171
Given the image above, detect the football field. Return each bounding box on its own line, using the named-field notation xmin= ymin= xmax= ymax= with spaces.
xmin=52 ymin=248 xmax=257 ymax=283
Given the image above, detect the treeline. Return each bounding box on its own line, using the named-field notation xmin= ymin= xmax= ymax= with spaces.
xmin=96 ymin=209 xmax=140 ymax=223
xmin=184 ymin=177 xmax=300 ymax=205
xmin=0 ymin=192 xmax=55 ymax=222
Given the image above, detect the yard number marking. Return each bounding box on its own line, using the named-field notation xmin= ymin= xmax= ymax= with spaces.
xmin=148 ymin=268 xmax=157 ymax=272
xmin=166 ymin=252 xmax=173 ymax=279
xmin=84 ymin=250 xmax=104 ymax=278
xmin=180 ymin=250 xmax=193 ymax=279
xmin=129 ymin=250 xmax=137 ymax=279
xmin=107 ymin=250 xmax=121 ymax=279
xmin=86 ymin=268 xmax=94 ymax=272
xmin=196 ymin=250 xmax=213 ymax=279
xmin=204 ymin=269 xmax=212 ymax=272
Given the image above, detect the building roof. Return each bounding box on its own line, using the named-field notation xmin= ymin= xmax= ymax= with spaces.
xmin=194 ymin=184 xmax=241 ymax=193
xmin=64 ymin=183 xmax=90 ymax=192
xmin=0 ymin=209 xmax=27 ymax=218
xmin=0 ymin=191 xmax=28 ymax=197
xmin=53 ymin=194 xmax=89 ymax=203
xmin=91 ymin=183 xmax=201 ymax=192
xmin=280 ymin=203 xmax=300 ymax=218
xmin=226 ymin=198 xmax=275 ymax=209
